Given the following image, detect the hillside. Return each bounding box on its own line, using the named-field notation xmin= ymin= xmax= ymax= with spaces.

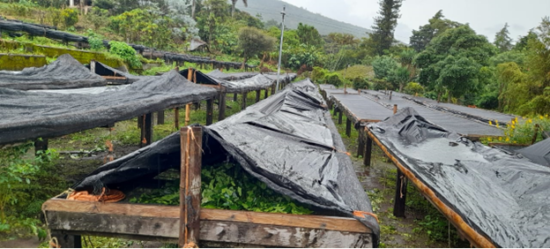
xmin=233 ymin=0 xmax=371 ymax=38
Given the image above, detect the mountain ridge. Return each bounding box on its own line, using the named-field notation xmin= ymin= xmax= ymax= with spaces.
xmin=233 ymin=0 xmax=371 ymax=38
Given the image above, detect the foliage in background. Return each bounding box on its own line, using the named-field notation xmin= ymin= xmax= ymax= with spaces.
xmin=108 ymin=41 xmax=141 ymax=68
xmin=60 ymin=8 xmax=78 ymax=28
xmin=369 ymin=0 xmax=403 ymax=55
xmin=131 ymin=163 xmax=312 ymax=215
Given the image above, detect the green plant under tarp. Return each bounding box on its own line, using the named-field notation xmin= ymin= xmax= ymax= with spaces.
xmin=130 ymin=162 xmax=312 ymax=215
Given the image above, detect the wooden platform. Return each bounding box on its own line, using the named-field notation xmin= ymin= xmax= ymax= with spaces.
xmin=43 ymin=199 xmax=373 ymax=248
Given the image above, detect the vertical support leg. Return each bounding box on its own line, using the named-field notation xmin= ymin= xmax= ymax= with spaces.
xmin=363 ymin=135 xmax=373 ymax=166
xmin=137 ymin=115 xmax=143 ymax=128
xmin=338 ymin=109 xmax=343 ymax=124
xmin=140 ymin=113 xmax=153 ymax=147
xmin=206 ymin=99 xmax=213 ymax=125
xmin=218 ymin=90 xmax=226 ymax=121
xmin=185 ymin=104 xmax=191 ymax=126
xmin=241 ymin=91 xmax=247 ymax=110
xmin=264 ymin=88 xmax=269 ymax=99
xmin=345 ymin=116 xmax=352 ymax=137
xmin=175 ymin=108 xmax=180 ymax=130
xmin=357 ymin=128 xmax=365 ymax=157
xmin=394 ymin=170 xmax=408 ymax=218
xmin=333 ymin=106 xmax=338 ymax=117
xmin=34 ymin=138 xmax=48 ymax=156
xmin=179 ymin=127 xmax=202 ymax=248
xmin=157 ymin=111 xmax=165 ymax=125
xmin=233 ymin=93 xmax=238 ymax=102
xmin=255 ymin=90 xmax=261 ymax=103
xmin=50 ymin=232 xmax=81 ymax=248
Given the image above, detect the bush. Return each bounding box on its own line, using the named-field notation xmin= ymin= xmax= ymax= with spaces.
xmin=371 ymin=78 xmax=393 ymax=91
xmin=352 ymin=77 xmax=369 ymax=90
xmin=311 ymin=66 xmax=328 ymax=83
xmin=61 ymin=8 xmax=79 ymax=28
xmin=86 ymin=30 xmax=104 ymax=51
xmin=47 ymin=8 xmax=62 ymax=28
xmin=109 ymin=41 xmax=142 ymax=69
xmin=403 ymin=82 xmax=424 ymax=95
xmin=326 ymin=73 xmax=343 ymax=87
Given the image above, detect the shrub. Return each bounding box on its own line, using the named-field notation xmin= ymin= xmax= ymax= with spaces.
xmin=311 ymin=66 xmax=328 ymax=83
xmin=86 ymin=30 xmax=104 ymax=51
xmin=109 ymin=41 xmax=142 ymax=69
xmin=352 ymin=77 xmax=369 ymax=90
xmin=61 ymin=8 xmax=79 ymax=28
xmin=326 ymin=73 xmax=343 ymax=87
xmin=371 ymin=78 xmax=393 ymax=91
xmin=47 ymin=8 xmax=62 ymax=28
xmin=403 ymin=82 xmax=424 ymax=95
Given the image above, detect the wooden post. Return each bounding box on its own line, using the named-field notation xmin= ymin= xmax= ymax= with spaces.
xmin=255 ymin=90 xmax=261 ymax=103
xmin=393 ymin=104 xmax=398 ymax=114
xmin=333 ymin=106 xmax=338 ymax=117
xmin=264 ymin=88 xmax=269 ymax=99
xmin=241 ymin=92 xmax=247 ymax=110
xmin=363 ymin=135 xmax=373 ymax=166
xmin=389 ymin=91 xmax=392 ymax=100
xmin=206 ymin=99 xmax=213 ymax=125
xmin=394 ymin=170 xmax=408 ymax=218
xmin=218 ymin=88 xmax=226 ymax=121
xmin=137 ymin=115 xmax=143 ymax=128
xmin=233 ymin=93 xmax=238 ymax=102
xmin=338 ymin=109 xmax=343 ymax=125
xmin=34 ymin=138 xmax=48 ymax=156
xmin=345 ymin=116 xmax=352 ymax=137
xmin=185 ymin=104 xmax=191 ymax=126
xmin=140 ymin=113 xmax=153 ymax=147
xmin=157 ymin=111 xmax=165 ymax=125
xmin=90 ymin=60 xmax=96 ymax=74
xmin=179 ymin=127 xmax=203 ymax=248
xmin=357 ymin=129 xmax=365 ymax=157
xmin=175 ymin=108 xmax=180 ymax=130
xmin=49 ymin=232 xmax=81 ymax=248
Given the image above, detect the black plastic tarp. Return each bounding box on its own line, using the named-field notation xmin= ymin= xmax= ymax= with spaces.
xmin=0 ymin=54 xmax=106 ymax=90
xmin=86 ymin=61 xmax=143 ymax=83
xmin=0 ymin=70 xmax=218 ymax=145
xmin=206 ymin=69 xmax=258 ymax=81
xmin=368 ymin=107 xmax=550 ymax=248
xmin=518 ymin=138 xmax=550 ymax=167
xmin=181 ymin=69 xmax=279 ymax=93
xmin=71 ymin=79 xmax=380 ymax=246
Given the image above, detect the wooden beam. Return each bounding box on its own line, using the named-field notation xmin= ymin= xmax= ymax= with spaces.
xmin=175 ymin=108 xmax=180 ymax=130
xmin=206 ymin=99 xmax=213 ymax=125
xmin=338 ymin=109 xmax=343 ymax=125
xmin=241 ymin=92 xmax=247 ymax=110
xmin=363 ymin=134 xmax=372 ymax=167
xmin=393 ymin=170 xmax=408 ymax=218
xmin=42 ymin=199 xmax=372 ymax=248
xmin=218 ymin=90 xmax=226 ymax=121
xmin=179 ymin=127 xmax=202 ymax=247
xmin=346 ymin=117 xmax=352 ymax=137
xmin=140 ymin=113 xmax=153 ymax=147
xmin=255 ymin=90 xmax=261 ymax=103
xmin=357 ymin=128 xmax=365 ymax=157
xmin=185 ymin=104 xmax=191 ymax=127
xmin=157 ymin=111 xmax=165 ymax=125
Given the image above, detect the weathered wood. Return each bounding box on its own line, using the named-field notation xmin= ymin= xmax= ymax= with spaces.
xmin=393 ymin=104 xmax=398 ymax=114
xmin=180 ymin=127 xmax=202 ymax=247
xmin=157 ymin=111 xmax=165 ymax=125
xmin=241 ymin=91 xmax=247 ymax=110
xmin=218 ymin=89 xmax=226 ymax=121
xmin=264 ymin=88 xmax=269 ymax=99
xmin=346 ymin=116 xmax=352 ymax=137
xmin=357 ymin=128 xmax=365 ymax=157
xmin=140 ymin=113 xmax=153 ymax=147
xmin=363 ymin=136 xmax=372 ymax=167
xmin=50 ymin=231 xmax=81 ymax=248
xmin=185 ymin=104 xmax=191 ymax=126
xmin=206 ymin=99 xmax=214 ymax=125
xmin=42 ymin=199 xmax=373 ymax=248
xmin=175 ymin=108 xmax=180 ymax=130
xmin=338 ymin=109 xmax=343 ymax=124
xmin=233 ymin=93 xmax=238 ymax=102
xmin=34 ymin=138 xmax=48 ymax=156
xmin=137 ymin=115 xmax=143 ymax=128
xmin=255 ymin=90 xmax=261 ymax=103
xmin=393 ymin=170 xmax=408 ymax=218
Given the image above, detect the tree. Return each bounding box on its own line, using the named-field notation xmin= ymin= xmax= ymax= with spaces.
xmin=238 ymin=27 xmax=275 ymax=67
xmin=388 ymin=66 xmax=411 ymax=92
xmin=370 ymin=0 xmax=403 ymax=55
xmin=409 ymin=10 xmax=461 ymax=52
xmin=371 ymin=55 xmax=399 ymax=79
xmin=513 ymin=30 xmax=538 ymax=51
xmin=415 ymin=25 xmax=498 ymax=100
xmin=296 ymin=23 xmax=324 ymax=47
xmin=494 ymin=23 xmax=513 ymax=52
xmin=231 ymin=0 xmax=247 ymax=17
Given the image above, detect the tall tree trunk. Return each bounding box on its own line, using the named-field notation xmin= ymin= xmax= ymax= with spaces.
xmin=259 ymin=53 xmax=266 ymax=68
xmin=191 ymin=0 xmax=196 ymax=20
xmin=399 ymin=83 xmax=404 ymax=93
xmin=242 ymin=56 xmax=247 ymax=70
xmin=231 ymin=0 xmax=236 ymax=17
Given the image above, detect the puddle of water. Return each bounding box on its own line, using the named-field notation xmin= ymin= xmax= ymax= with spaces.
xmin=393 ymin=137 xmax=488 ymax=165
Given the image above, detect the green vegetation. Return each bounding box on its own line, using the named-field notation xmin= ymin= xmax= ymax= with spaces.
xmin=131 ymin=163 xmax=312 ymax=215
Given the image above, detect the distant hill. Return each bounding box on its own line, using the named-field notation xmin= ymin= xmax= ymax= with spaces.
xmin=233 ymin=0 xmax=371 ymax=38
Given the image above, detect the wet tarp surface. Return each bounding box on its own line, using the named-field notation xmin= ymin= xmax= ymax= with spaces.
xmin=72 ymin=79 xmax=380 ymax=246
xmin=0 ymin=54 xmax=106 ymax=90
xmin=0 ymin=70 xmax=218 ymax=145
xmin=86 ymin=61 xmax=143 ymax=83
xmin=330 ymin=94 xmax=393 ymax=124
xmin=206 ymin=69 xmax=258 ymax=80
xmin=518 ymin=138 xmax=550 ymax=166
xmin=368 ymin=108 xmax=550 ymax=247
xmin=362 ymin=91 xmax=503 ymax=137
xmin=221 ymin=74 xmax=275 ymax=92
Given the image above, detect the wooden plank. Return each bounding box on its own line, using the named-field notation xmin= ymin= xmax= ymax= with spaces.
xmin=206 ymin=99 xmax=213 ymax=125
xmin=241 ymin=92 xmax=247 ymax=110
xmin=179 ymin=127 xmax=202 ymax=247
xmin=42 ymin=200 xmax=371 ymax=234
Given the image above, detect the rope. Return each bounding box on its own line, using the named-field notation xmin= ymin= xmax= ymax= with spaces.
xmin=353 ymin=210 xmax=379 ymax=223
xmin=67 ymin=187 xmax=125 ymax=203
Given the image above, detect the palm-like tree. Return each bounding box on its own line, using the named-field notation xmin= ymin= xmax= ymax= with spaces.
xmin=231 ymin=0 xmax=248 ymax=17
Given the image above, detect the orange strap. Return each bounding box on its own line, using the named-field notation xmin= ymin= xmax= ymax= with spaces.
xmin=67 ymin=188 xmax=125 ymax=203
xmin=353 ymin=210 xmax=379 ymax=223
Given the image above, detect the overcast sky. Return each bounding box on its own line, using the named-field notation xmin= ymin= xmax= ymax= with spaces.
xmin=278 ymin=0 xmax=550 ymax=43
